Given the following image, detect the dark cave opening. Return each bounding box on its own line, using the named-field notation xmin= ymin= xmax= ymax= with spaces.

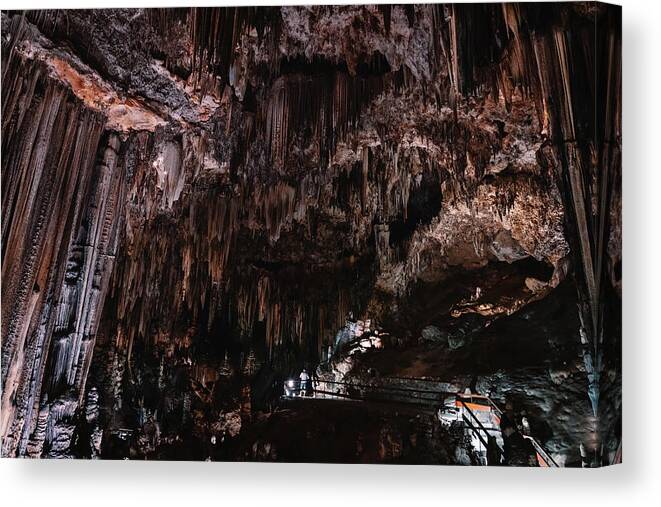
xmin=389 ymin=170 xmax=443 ymax=248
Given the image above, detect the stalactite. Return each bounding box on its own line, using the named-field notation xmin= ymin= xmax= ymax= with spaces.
xmin=442 ymin=4 xmax=620 ymax=426
xmin=260 ymin=68 xmax=400 ymax=167
xmin=189 ymin=6 xmax=281 ymax=86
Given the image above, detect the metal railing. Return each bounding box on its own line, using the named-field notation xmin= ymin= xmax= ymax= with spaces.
xmin=525 ymin=436 xmax=559 ymax=467
xmin=282 ymin=377 xmax=558 ymax=467
xmin=283 ymin=378 xmax=453 ymax=409
xmin=455 ymin=395 xmax=558 ymax=467
xmin=457 ymin=397 xmax=501 ymax=441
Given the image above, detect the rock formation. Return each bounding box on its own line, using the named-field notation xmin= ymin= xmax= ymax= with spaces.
xmin=1 ymin=3 xmax=620 ymax=465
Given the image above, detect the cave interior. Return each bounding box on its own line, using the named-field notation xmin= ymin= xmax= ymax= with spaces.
xmin=0 ymin=3 xmax=621 ymax=466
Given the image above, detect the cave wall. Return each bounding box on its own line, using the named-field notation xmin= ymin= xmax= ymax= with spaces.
xmin=1 ymin=3 xmax=621 ymax=461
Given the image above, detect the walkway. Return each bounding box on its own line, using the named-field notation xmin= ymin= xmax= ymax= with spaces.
xmin=280 ymin=376 xmax=558 ymax=467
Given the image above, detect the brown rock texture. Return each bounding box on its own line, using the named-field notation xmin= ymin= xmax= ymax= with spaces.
xmin=1 ymin=3 xmax=620 ymax=465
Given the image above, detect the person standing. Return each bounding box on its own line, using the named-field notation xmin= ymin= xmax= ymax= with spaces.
xmin=310 ymin=367 xmax=319 ymax=397
xmin=299 ymin=369 xmax=310 ymax=396
xmin=501 ymin=420 xmax=539 ymax=467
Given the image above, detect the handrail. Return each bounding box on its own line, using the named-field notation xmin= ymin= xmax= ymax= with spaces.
xmin=315 ymin=389 xmax=431 ymax=408
xmin=457 ymin=398 xmax=496 ymax=436
xmin=285 ymin=378 xmax=558 ymax=467
xmin=462 ymin=415 xmax=490 ymax=450
xmin=484 ymin=397 xmax=503 ymax=417
xmin=285 ymin=386 xmax=444 ymax=411
xmin=457 ymin=397 xmax=504 ymax=459
xmin=525 ymin=435 xmax=559 ymax=467
xmin=374 ymin=375 xmax=452 ymax=385
xmin=319 ymin=379 xmax=455 ymax=398
xmin=457 ymin=395 xmax=557 ymax=467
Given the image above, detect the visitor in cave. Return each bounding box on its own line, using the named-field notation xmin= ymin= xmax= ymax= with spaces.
xmin=500 ymin=400 xmax=519 ymax=432
xmin=299 ymin=369 xmax=310 ymax=396
xmin=310 ymin=367 xmax=319 ymax=397
xmin=469 ymin=376 xmax=478 ymax=394
xmin=520 ymin=415 xmax=531 ymax=436
xmin=501 ymin=420 xmax=538 ymax=467
xmin=487 ymin=435 xmax=502 ymax=466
